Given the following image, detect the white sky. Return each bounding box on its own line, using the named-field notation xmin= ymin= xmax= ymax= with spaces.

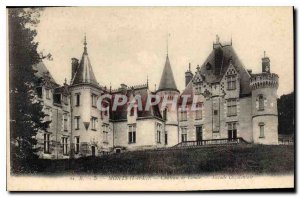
xmin=35 ymin=7 xmax=293 ymax=96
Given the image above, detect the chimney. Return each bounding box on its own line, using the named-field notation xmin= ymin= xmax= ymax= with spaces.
xmin=71 ymin=58 xmax=79 ymax=80
xmin=185 ymin=63 xmax=193 ymax=86
xmin=119 ymin=83 xmax=128 ymax=93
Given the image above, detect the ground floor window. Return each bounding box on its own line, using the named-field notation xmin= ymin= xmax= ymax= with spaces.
xmin=44 ymin=133 xmax=50 ymax=153
xmin=128 ymin=124 xmax=136 ymax=144
xmin=165 ymin=133 xmax=168 ymax=145
xmin=227 ymin=122 xmax=237 ymax=140
xmin=259 ymin=122 xmax=265 ymax=138
xmin=102 ymin=124 xmax=109 ymax=143
xmin=156 ymin=123 xmax=162 ymax=143
xmin=181 ymin=127 xmax=187 ymax=142
xmin=62 ymin=137 xmax=68 ymax=155
xmin=75 ymin=136 xmax=80 ymax=154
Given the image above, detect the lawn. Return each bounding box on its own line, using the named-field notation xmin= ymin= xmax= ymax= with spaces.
xmin=26 ymin=144 xmax=294 ymax=176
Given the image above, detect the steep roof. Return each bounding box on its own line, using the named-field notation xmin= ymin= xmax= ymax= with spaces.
xmin=71 ymin=37 xmax=98 ymax=86
xmin=199 ymin=43 xmax=251 ymax=95
xmin=157 ymin=55 xmax=178 ymax=92
xmin=32 ymin=62 xmax=57 ymax=85
xmin=110 ymin=85 xmax=163 ymax=121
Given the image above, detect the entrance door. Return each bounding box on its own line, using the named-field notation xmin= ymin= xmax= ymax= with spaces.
xmin=196 ymin=126 xmax=202 ymax=145
xmin=91 ymin=146 xmax=95 ymax=157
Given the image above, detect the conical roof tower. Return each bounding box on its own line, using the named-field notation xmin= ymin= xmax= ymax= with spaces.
xmin=71 ymin=36 xmax=98 ymax=86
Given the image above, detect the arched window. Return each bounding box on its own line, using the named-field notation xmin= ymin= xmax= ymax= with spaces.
xmin=258 ymin=95 xmax=264 ymax=110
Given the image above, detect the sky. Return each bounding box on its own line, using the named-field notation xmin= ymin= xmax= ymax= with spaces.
xmin=35 ymin=7 xmax=293 ymax=96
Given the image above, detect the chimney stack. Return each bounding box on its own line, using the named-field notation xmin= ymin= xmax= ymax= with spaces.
xmin=185 ymin=63 xmax=193 ymax=87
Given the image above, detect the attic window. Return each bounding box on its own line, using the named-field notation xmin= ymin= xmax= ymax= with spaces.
xmin=206 ymin=62 xmax=212 ymax=70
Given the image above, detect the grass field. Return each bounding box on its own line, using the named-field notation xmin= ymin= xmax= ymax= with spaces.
xmin=29 ymin=144 xmax=294 ymax=176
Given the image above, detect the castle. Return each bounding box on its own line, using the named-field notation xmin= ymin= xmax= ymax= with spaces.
xmin=34 ymin=36 xmax=279 ymax=159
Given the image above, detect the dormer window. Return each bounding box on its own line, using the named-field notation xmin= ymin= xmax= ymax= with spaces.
xmin=46 ymin=89 xmax=50 ymax=99
xmin=227 ymin=75 xmax=236 ymax=90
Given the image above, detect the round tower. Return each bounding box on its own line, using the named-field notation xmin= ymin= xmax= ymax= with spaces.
xmin=250 ymin=54 xmax=279 ymax=144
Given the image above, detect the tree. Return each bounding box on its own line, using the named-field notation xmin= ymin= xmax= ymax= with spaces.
xmin=277 ymin=92 xmax=295 ymax=135
xmin=9 ymin=8 xmax=50 ymax=173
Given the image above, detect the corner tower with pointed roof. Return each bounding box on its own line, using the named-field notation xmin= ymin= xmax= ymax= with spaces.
xmin=156 ymin=53 xmax=180 ymax=147
xmin=69 ymin=36 xmax=113 ymax=157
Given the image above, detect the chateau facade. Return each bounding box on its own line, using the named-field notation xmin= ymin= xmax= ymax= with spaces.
xmin=34 ymin=36 xmax=279 ymax=159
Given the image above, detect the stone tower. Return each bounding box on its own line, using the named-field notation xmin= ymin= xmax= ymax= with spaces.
xmin=250 ymin=53 xmax=279 ymax=144
xmin=156 ymin=54 xmax=180 ymax=147
xmin=69 ymin=36 xmax=104 ymax=157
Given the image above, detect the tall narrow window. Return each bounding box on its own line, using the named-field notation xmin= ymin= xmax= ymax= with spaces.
xmin=227 ymin=99 xmax=237 ymax=116
xmin=227 ymin=76 xmax=236 ymax=90
xmin=259 ymin=123 xmax=265 ymax=138
xmin=63 ymin=114 xmax=68 ymax=131
xmin=91 ymin=117 xmax=97 ymax=130
xmin=130 ymin=107 xmax=135 ymax=116
xmin=163 ymin=108 xmax=167 ymax=120
xmin=44 ymin=133 xmax=50 ymax=153
xmin=102 ymin=124 xmax=109 ymax=143
xmin=181 ymin=127 xmax=187 ymax=142
xmin=75 ymin=136 xmax=80 ymax=154
xmin=180 ymin=109 xmax=187 ymax=121
xmin=63 ymin=95 xmax=68 ymax=105
xmin=165 ymin=133 xmax=168 ymax=145
xmin=156 ymin=123 xmax=162 ymax=143
xmin=227 ymin=122 xmax=237 ymax=140
xmin=195 ymin=103 xmax=203 ymax=120
xmin=75 ymin=93 xmax=80 ymax=106
xmin=128 ymin=124 xmax=136 ymax=144
xmin=258 ymin=95 xmax=264 ymax=110
xmin=36 ymin=87 xmax=42 ymax=98
xmin=62 ymin=137 xmax=68 ymax=155
xmin=91 ymin=94 xmax=97 ymax=107
xmin=46 ymin=89 xmax=50 ymax=99
xmin=74 ymin=116 xmax=80 ymax=130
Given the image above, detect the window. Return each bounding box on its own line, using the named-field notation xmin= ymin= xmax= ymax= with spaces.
xmin=44 ymin=107 xmax=51 ymax=122
xmin=228 ymin=122 xmax=237 ymax=140
xmin=130 ymin=107 xmax=135 ymax=116
xmin=46 ymin=89 xmax=50 ymax=99
xmin=91 ymin=117 xmax=97 ymax=130
xmin=227 ymin=76 xmax=236 ymax=90
xmin=181 ymin=127 xmax=187 ymax=142
xmin=91 ymin=94 xmax=97 ymax=107
xmin=74 ymin=116 xmax=80 ymax=130
xmin=62 ymin=137 xmax=68 ymax=155
xmin=63 ymin=95 xmax=68 ymax=105
xmin=156 ymin=123 xmax=162 ymax=143
xmin=163 ymin=108 xmax=167 ymax=120
xmin=44 ymin=133 xmax=50 ymax=153
xmin=102 ymin=124 xmax=109 ymax=143
xmin=128 ymin=124 xmax=136 ymax=144
xmin=180 ymin=109 xmax=187 ymax=121
xmin=75 ymin=136 xmax=80 ymax=154
xmin=165 ymin=133 xmax=168 ymax=145
xmin=63 ymin=114 xmax=68 ymax=131
xmin=75 ymin=93 xmax=80 ymax=106
xmin=227 ymin=99 xmax=237 ymax=116
xmin=258 ymin=95 xmax=264 ymax=110
xmin=259 ymin=123 xmax=265 ymax=138
xmin=36 ymin=87 xmax=42 ymax=98
xmin=195 ymin=103 xmax=203 ymax=120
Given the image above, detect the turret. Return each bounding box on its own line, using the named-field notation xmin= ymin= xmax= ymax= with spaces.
xmin=185 ymin=63 xmax=193 ymax=87
xmin=250 ymin=53 xmax=279 ymax=144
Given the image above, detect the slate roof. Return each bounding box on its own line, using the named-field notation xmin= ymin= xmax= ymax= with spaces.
xmin=32 ymin=62 xmax=58 ymax=85
xmin=157 ymin=55 xmax=178 ymax=92
xmin=199 ymin=43 xmax=251 ymax=95
xmin=110 ymin=86 xmax=163 ymax=121
xmin=71 ymin=39 xmax=98 ymax=86
xmin=180 ymin=43 xmax=251 ymax=99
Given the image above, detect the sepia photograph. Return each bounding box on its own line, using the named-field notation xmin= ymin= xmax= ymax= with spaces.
xmin=7 ymin=6 xmax=294 ymax=191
